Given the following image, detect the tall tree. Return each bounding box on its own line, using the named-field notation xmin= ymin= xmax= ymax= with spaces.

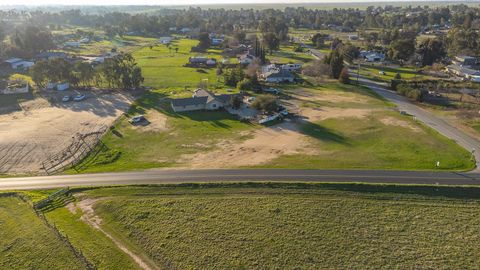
xmin=262 ymin=32 xmax=280 ymax=54
xmin=417 ymin=38 xmax=445 ymax=66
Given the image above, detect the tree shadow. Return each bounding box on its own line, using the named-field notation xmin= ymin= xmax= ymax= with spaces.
xmin=299 ymin=119 xmax=350 ymax=145
xmin=0 ymin=92 xmax=35 ymax=115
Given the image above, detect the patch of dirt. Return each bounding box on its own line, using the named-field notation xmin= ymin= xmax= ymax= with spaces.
xmin=301 ymin=107 xmax=373 ymax=122
xmin=71 ymin=198 xmax=157 ymax=270
xmin=183 ymin=120 xmax=319 ymax=167
xmin=380 ymin=116 xmax=422 ymax=133
xmin=0 ymin=91 xmax=133 ymax=174
xmin=293 ymin=88 xmax=370 ymax=104
xmin=132 ymin=111 xmax=168 ymax=132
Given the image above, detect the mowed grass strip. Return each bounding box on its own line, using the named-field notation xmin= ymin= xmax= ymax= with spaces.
xmin=0 ymin=196 xmax=84 ymax=270
xmin=81 ymin=184 xmax=480 ymax=269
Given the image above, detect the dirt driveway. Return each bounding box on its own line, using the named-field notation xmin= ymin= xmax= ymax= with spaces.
xmin=0 ymin=90 xmax=133 ymax=174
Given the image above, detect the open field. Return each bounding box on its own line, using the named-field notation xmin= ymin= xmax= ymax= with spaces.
xmin=76 ymin=81 xmax=474 ymax=172
xmin=35 ymin=183 xmax=480 ymax=269
xmin=0 ymin=195 xmax=83 ymax=269
xmin=0 ymin=90 xmax=133 ymax=174
xmin=357 ymin=64 xmax=428 ymax=82
xmin=133 ymin=39 xmax=225 ymax=90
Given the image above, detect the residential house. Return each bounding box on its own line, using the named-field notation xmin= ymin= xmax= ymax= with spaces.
xmin=238 ymin=54 xmax=256 ymax=65
xmin=171 ymin=89 xmax=237 ymax=112
xmin=445 ymin=65 xmax=480 ymax=82
xmin=36 ymin=51 xmax=68 ymax=61
xmin=364 ymin=52 xmax=385 ymax=62
xmin=64 ymin=41 xmax=81 ymax=47
xmin=211 ymin=38 xmax=224 ymax=46
xmin=4 ymin=58 xmax=34 ymax=70
xmin=262 ymin=69 xmax=295 ymax=83
xmin=0 ymin=80 xmax=29 ymax=95
xmin=348 ymin=34 xmax=359 ymax=41
xmin=281 ymin=63 xmax=302 ymax=72
xmin=453 ymin=56 xmax=477 ymax=67
xmin=159 ymin=36 xmax=174 ymax=44
xmin=188 ymin=57 xmax=216 ymax=67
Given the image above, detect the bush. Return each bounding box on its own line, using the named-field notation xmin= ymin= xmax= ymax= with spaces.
xmin=237 ymin=78 xmax=253 ymax=91
xmin=396 ymin=83 xmax=424 ymax=102
xmin=251 ymin=94 xmax=278 ymax=113
xmin=339 ymin=68 xmax=350 ymax=84
xmin=391 ymin=79 xmax=405 ymax=91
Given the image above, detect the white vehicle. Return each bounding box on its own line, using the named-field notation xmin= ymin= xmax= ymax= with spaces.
xmin=264 ymin=88 xmax=280 ymax=95
xmin=247 ymin=97 xmax=256 ymax=102
xmin=73 ymin=94 xmax=86 ymax=102
xmin=62 ymin=95 xmax=70 ymax=102
xmin=129 ymin=115 xmax=145 ymax=124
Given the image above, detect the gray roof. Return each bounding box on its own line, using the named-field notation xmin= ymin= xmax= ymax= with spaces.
xmin=265 ymin=69 xmax=294 ymax=79
xmin=171 ymin=96 xmax=208 ymax=107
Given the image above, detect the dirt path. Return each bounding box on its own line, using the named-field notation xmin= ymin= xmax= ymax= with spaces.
xmin=69 ymin=198 xmax=157 ymax=270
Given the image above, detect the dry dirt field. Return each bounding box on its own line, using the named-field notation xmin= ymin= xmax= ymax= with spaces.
xmin=0 ymin=90 xmax=133 ymax=175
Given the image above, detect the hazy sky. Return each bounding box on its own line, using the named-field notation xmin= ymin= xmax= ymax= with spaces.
xmin=0 ymin=0 xmax=433 ymax=6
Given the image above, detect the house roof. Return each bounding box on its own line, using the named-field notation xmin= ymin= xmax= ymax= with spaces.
xmin=5 ymin=58 xmax=22 ymax=64
xmin=171 ymin=96 xmax=208 ymax=107
xmin=36 ymin=51 xmax=67 ymax=59
xmin=447 ymin=65 xmax=480 ymax=76
xmin=265 ymin=69 xmax=294 ymax=79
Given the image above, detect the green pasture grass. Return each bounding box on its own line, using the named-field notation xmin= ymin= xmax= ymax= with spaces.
xmin=0 ymin=196 xmax=84 ymax=270
xmin=73 ymin=183 xmax=480 ymax=269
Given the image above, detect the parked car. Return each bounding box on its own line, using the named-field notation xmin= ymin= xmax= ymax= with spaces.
xmin=264 ymin=88 xmax=280 ymax=95
xmin=73 ymin=94 xmax=86 ymax=102
xmin=129 ymin=115 xmax=146 ymax=124
xmin=62 ymin=95 xmax=70 ymax=102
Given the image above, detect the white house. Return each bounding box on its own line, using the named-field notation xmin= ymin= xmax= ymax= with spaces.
xmin=64 ymin=41 xmax=81 ymax=47
xmin=159 ymin=36 xmax=174 ymax=44
xmin=238 ymin=54 xmax=256 ymax=65
xmin=0 ymin=80 xmax=29 ymax=95
xmin=262 ymin=69 xmax=295 ymax=83
xmin=281 ymin=63 xmax=302 ymax=72
xmin=365 ymin=52 xmax=385 ymax=62
xmin=171 ymin=89 xmax=237 ymax=112
xmin=5 ymin=58 xmax=34 ymax=70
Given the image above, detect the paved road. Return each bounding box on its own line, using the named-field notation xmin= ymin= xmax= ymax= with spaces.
xmin=355 ymin=76 xmax=480 ymax=171
xmin=1 ymin=169 xmax=480 ymax=190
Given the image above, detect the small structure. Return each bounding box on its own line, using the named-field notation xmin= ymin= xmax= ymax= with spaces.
xmin=453 ymin=56 xmax=477 ymax=67
xmin=348 ymin=34 xmax=359 ymax=41
xmin=64 ymin=41 xmax=81 ymax=47
xmin=238 ymin=54 xmax=256 ymax=65
xmin=445 ymin=65 xmax=480 ymax=82
xmin=188 ymin=57 xmax=216 ymax=67
xmin=4 ymin=58 xmax=34 ymax=70
xmin=0 ymin=80 xmax=29 ymax=95
xmin=171 ymin=89 xmax=237 ymax=112
xmin=262 ymin=69 xmax=295 ymax=83
xmin=281 ymin=63 xmax=302 ymax=72
xmin=364 ymin=52 xmax=385 ymax=62
xmin=36 ymin=51 xmax=68 ymax=61
xmin=159 ymin=36 xmax=174 ymax=44
xmin=211 ymin=38 xmax=224 ymax=46
xmin=56 ymin=82 xmax=70 ymax=91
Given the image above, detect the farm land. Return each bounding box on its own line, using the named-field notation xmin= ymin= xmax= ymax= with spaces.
xmin=3 ymin=183 xmax=480 ymax=269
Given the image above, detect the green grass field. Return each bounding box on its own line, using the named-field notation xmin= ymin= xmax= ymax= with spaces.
xmin=133 ymin=39 xmax=226 ymax=90
xmin=0 ymin=195 xmax=84 ymax=270
xmin=358 ymin=64 xmax=428 ymax=82
xmin=50 ymin=183 xmax=480 ymax=269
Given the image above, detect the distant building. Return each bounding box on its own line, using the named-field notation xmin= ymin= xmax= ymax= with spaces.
xmin=0 ymin=80 xmax=29 ymax=95
xmin=211 ymin=38 xmax=224 ymax=46
xmin=64 ymin=41 xmax=81 ymax=47
xmin=188 ymin=56 xmax=216 ymax=67
xmin=348 ymin=34 xmax=359 ymax=41
xmin=453 ymin=56 xmax=477 ymax=67
xmin=281 ymin=63 xmax=302 ymax=72
xmin=262 ymin=69 xmax=295 ymax=83
xmin=238 ymin=54 xmax=256 ymax=65
xmin=36 ymin=51 xmax=68 ymax=61
xmin=445 ymin=65 xmax=480 ymax=82
xmin=159 ymin=36 xmax=174 ymax=44
xmin=171 ymin=89 xmax=237 ymax=112
xmin=364 ymin=52 xmax=385 ymax=62
xmin=4 ymin=58 xmax=34 ymax=70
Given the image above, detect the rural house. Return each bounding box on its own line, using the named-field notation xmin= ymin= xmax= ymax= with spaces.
xmin=261 ymin=68 xmax=295 ymax=83
xmin=188 ymin=57 xmax=217 ymax=67
xmin=171 ymin=89 xmax=237 ymax=112
xmin=4 ymin=58 xmax=34 ymax=70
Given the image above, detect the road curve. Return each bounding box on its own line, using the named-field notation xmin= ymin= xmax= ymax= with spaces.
xmin=356 ymin=76 xmax=480 ymax=171
xmin=1 ymin=169 xmax=480 ymax=190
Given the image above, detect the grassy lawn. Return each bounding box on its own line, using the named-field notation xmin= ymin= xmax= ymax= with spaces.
xmin=133 ymin=39 xmax=225 ymax=90
xmin=60 ymin=183 xmax=480 ymax=269
xmin=0 ymin=195 xmax=83 ymax=270
xmin=268 ymin=45 xmax=315 ymax=64
xmin=358 ymin=64 xmax=427 ymax=82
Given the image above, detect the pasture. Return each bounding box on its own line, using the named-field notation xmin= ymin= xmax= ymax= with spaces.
xmin=49 ymin=183 xmax=480 ymax=269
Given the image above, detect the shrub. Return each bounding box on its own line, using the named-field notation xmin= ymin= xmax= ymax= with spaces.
xmin=251 ymin=94 xmax=278 ymax=113
xmin=339 ymin=68 xmax=350 ymax=84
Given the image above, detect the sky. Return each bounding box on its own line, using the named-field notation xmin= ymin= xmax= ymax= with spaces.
xmin=0 ymin=0 xmax=447 ymax=6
